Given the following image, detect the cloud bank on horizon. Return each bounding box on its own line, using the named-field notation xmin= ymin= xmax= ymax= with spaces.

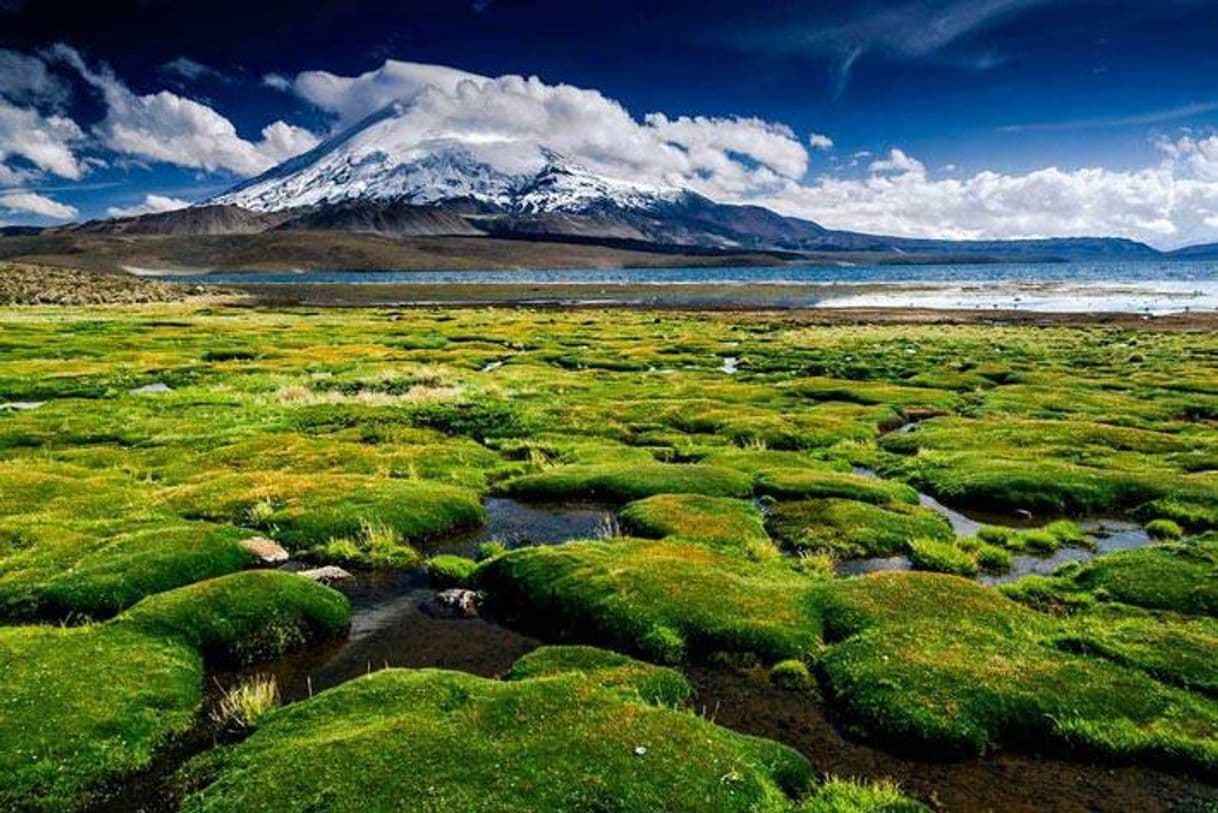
xmin=5 ymin=46 xmax=1218 ymax=248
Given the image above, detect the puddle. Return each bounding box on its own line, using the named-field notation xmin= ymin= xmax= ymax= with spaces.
xmin=429 ymin=497 xmax=617 ymax=558
xmin=218 ymin=568 xmax=540 ymax=704
xmin=216 ymin=498 xmax=612 ymax=699
xmin=690 ymin=666 xmax=1218 ymax=813
xmin=853 ymin=465 xmax=991 ymax=537
xmin=836 ymin=555 xmax=913 ymax=577
xmin=917 ymin=491 xmax=984 ymax=537
xmin=978 ymin=520 xmax=1152 ymax=586
xmin=481 ymin=360 xmax=504 ymax=372
xmin=719 ymin=356 xmax=739 ymax=374
xmin=129 ymin=382 xmax=172 ymax=394
xmin=843 ymin=468 xmax=1154 ymax=583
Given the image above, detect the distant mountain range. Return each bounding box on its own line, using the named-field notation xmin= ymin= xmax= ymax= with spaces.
xmin=6 ymin=101 xmax=1218 ymax=268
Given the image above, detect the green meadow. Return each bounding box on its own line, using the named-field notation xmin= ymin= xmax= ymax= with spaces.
xmin=3 ymin=302 xmax=1218 ymax=810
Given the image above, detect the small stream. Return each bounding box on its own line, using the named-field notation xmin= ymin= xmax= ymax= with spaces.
xmin=690 ymin=667 xmax=1218 ymax=813
xmin=842 ymin=466 xmax=1154 ymax=582
xmin=216 ymin=569 xmax=542 ymax=703
xmin=219 ymin=497 xmax=616 ymax=700
xmin=979 ymin=519 xmax=1152 ymax=586
xmin=432 ymin=497 xmax=616 ymax=558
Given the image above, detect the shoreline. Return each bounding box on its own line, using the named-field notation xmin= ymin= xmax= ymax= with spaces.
xmin=221 ymin=279 xmax=1218 ymax=320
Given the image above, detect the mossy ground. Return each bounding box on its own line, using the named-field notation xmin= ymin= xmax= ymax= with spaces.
xmin=4 ymin=304 xmax=1218 ymax=806
xmin=0 ymin=571 xmax=349 ymax=811
xmin=620 ymin=493 xmax=771 ymax=550
xmin=768 ymin=498 xmax=952 ymax=558
xmin=181 ymin=646 xmax=921 ymax=813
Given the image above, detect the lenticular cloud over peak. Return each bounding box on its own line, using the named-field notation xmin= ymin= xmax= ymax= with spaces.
xmin=262 ymin=59 xmax=813 ymax=203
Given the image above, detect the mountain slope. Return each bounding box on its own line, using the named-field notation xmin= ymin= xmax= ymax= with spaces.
xmin=72 ymin=205 xmax=295 ymax=236
xmin=199 ymin=103 xmax=1163 ymax=260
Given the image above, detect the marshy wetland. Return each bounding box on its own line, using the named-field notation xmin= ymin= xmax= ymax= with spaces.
xmin=4 ymin=302 xmax=1218 ymax=811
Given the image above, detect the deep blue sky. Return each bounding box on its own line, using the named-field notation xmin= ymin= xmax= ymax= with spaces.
xmin=3 ymin=0 xmax=1218 ymax=243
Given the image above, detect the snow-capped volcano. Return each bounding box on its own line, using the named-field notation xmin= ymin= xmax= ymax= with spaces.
xmin=210 ymin=104 xmax=686 ymax=216
xmin=194 ymin=99 xmax=1156 ymax=260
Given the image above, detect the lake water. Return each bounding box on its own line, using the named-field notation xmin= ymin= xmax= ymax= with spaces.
xmin=157 ymin=260 xmax=1218 ymax=313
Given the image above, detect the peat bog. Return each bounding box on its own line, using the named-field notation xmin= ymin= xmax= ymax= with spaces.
xmin=4 ymin=303 xmax=1218 ymax=811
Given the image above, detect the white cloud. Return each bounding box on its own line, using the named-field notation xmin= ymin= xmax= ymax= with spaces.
xmin=0 ymin=97 xmax=85 ymax=180
xmin=1159 ymin=134 xmax=1218 ymax=182
xmin=160 ymin=57 xmax=231 ymax=84
xmin=49 ymin=44 xmax=319 ymax=176
xmin=280 ymin=60 xmax=812 ymax=204
xmin=262 ymin=73 xmax=292 ymax=92
xmin=808 ymin=133 xmax=834 ymax=151
xmin=644 ymin=113 xmax=808 ymax=179
xmin=750 ymin=149 xmax=1218 ymax=248
xmin=0 ymin=48 xmax=70 ymax=107
xmin=290 ymin=60 xmax=485 ymax=125
xmin=0 ymin=190 xmax=77 ymax=219
xmin=257 ymin=119 xmax=321 ymax=163
xmin=868 ymin=148 xmax=926 ymax=177
xmin=105 ymin=193 xmax=191 ymax=218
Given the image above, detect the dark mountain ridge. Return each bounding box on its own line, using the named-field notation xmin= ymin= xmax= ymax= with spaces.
xmin=37 ymin=198 xmax=1173 ymax=264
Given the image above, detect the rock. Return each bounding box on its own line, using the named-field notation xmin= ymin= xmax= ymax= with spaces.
xmin=296 ymin=566 xmax=353 ymax=585
xmin=433 ymin=588 xmax=480 ymax=618
xmin=1014 ymin=509 xmax=1034 ymax=521
xmin=239 ymin=536 xmax=290 ymax=564
xmin=0 ymin=401 xmax=44 ymax=411
xmin=129 ymin=382 xmax=172 ymax=394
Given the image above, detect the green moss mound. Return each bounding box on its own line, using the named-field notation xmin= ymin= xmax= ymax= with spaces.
xmin=907 ymin=537 xmax=979 ymax=576
xmin=505 ymin=645 xmax=693 ymax=706
xmin=0 ymin=571 xmax=351 ymax=811
xmin=0 ymin=624 xmax=200 ymax=813
xmin=476 ymin=538 xmax=821 ymax=664
xmin=32 ymin=522 xmax=254 ymax=619
xmin=813 ymin=573 xmax=1218 ymax=769
xmin=181 ymin=663 xmax=810 ymax=812
xmin=1136 ymin=497 xmax=1218 ymax=532
xmin=755 ymin=469 xmax=918 ymax=505
xmin=620 ymin=493 xmax=770 ymax=548
xmin=1004 ymin=536 xmax=1218 ymax=617
xmin=182 ymin=648 xmax=918 ymax=812
xmin=426 ymin=554 xmax=479 ymax=588
xmin=975 ymin=521 xmax=1088 ymax=554
xmin=502 ymin=463 xmax=753 ymax=503
xmin=770 ymin=659 xmax=814 ymax=691
xmin=798 ymin=778 xmax=927 ymax=813
xmin=1055 ymin=605 xmax=1218 ymax=696
xmin=768 ymin=498 xmax=951 ymax=558
xmin=167 ymin=472 xmax=485 ymax=550
xmin=892 ymin=448 xmax=1184 ymax=516
xmin=1145 ymin=518 xmax=1184 ymax=540
xmin=121 ymin=570 xmax=350 ymax=665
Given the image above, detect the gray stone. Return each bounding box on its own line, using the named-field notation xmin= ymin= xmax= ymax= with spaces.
xmin=296 ymin=565 xmax=353 ymax=585
xmin=433 ymin=588 xmax=480 ymax=617
xmin=239 ymin=536 xmax=290 ymax=564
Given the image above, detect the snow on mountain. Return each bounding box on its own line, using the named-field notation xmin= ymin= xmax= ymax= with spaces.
xmin=210 ymin=103 xmax=686 ymax=215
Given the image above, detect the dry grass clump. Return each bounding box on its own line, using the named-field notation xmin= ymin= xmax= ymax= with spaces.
xmin=210 ymin=674 xmax=280 ymax=731
xmin=273 ymin=383 xmax=464 ymax=405
xmin=0 ymin=263 xmax=219 ymax=305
